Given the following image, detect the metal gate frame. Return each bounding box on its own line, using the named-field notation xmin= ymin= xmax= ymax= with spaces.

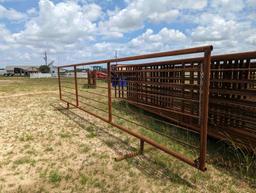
xmin=57 ymin=45 xmax=212 ymax=171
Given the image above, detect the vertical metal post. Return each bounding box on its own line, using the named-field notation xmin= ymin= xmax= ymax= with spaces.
xmin=93 ymin=71 xmax=96 ymax=88
xmin=74 ymin=66 xmax=79 ymax=106
xmin=199 ymin=48 xmax=212 ymax=171
xmin=88 ymin=70 xmax=91 ymax=86
xmin=57 ymin=67 xmax=62 ymax=100
xmin=107 ymin=62 xmax=112 ymax=123
xmin=140 ymin=139 xmax=144 ymax=154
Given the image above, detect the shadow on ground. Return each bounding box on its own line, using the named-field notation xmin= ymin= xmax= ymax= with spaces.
xmin=51 ymin=103 xmax=196 ymax=188
xmin=112 ymin=100 xmax=256 ymax=188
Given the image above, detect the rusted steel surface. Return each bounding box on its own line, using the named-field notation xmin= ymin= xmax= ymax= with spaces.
xmin=209 ymin=52 xmax=256 ymax=147
xmin=107 ymin=62 xmax=112 ymax=123
xmin=87 ymin=70 xmax=96 ymax=88
xmin=113 ymin=51 xmax=256 ymax=148
xmin=58 ymin=46 xmax=213 ymax=68
xmin=57 ymin=46 xmax=213 ymax=171
xmin=113 ymin=55 xmax=206 ymax=133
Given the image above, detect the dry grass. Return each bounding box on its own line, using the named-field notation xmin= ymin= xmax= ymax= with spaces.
xmin=0 ymin=77 xmax=255 ymax=193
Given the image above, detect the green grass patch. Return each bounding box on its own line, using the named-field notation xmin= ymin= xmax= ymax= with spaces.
xmin=45 ymin=147 xmax=54 ymax=152
xmin=0 ymin=77 xmax=58 ymax=94
xmin=59 ymin=132 xmax=72 ymax=138
xmin=79 ymin=144 xmax=90 ymax=154
xmin=13 ymin=156 xmax=36 ymax=166
xmin=80 ymin=174 xmax=89 ymax=185
xmin=86 ymin=132 xmax=97 ymax=138
xmin=19 ymin=133 xmax=34 ymax=142
xmin=48 ymin=170 xmax=62 ymax=184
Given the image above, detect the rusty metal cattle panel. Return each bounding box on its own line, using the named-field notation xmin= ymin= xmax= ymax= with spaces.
xmin=58 ymin=46 xmax=213 ymax=171
xmin=113 ymin=51 xmax=256 ymax=148
xmin=209 ymin=52 xmax=256 ymax=147
xmin=113 ymin=58 xmax=205 ymax=132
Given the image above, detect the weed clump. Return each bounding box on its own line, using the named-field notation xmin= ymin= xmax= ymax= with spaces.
xmin=48 ymin=170 xmax=62 ymax=183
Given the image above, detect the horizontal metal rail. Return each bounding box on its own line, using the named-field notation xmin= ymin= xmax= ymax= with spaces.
xmin=58 ymin=45 xmax=213 ymax=68
xmin=112 ymin=103 xmax=200 ymax=135
xmin=118 ymin=90 xmax=199 ymax=103
xmin=78 ymin=94 xmax=107 ymax=105
xmin=79 ymin=100 xmax=108 ymax=114
xmin=78 ymin=89 xmax=108 ymax=97
xmin=116 ymin=98 xmax=199 ymax=119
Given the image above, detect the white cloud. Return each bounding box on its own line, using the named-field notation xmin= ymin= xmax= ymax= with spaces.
xmin=0 ymin=26 xmax=11 ymax=51
xmin=0 ymin=0 xmax=104 ymax=66
xmin=246 ymin=33 xmax=256 ymax=45
xmin=247 ymin=0 xmax=256 ymax=6
xmin=211 ymin=0 xmax=245 ymax=12
xmin=100 ymin=0 xmax=206 ymax=37
xmin=93 ymin=42 xmax=112 ymax=53
xmin=0 ymin=4 xmax=26 ymax=20
xmin=99 ymin=7 xmax=144 ymax=37
xmin=131 ymin=28 xmax=186 ymax=45
xmin=174 ymin=0 xmax=207 ymax=9
xmin=190 ymin=12 xmax=256 ymax=53
xmin=148 ymin=10 xmax=179 ymax=23
xmin=0 ymin=24 xmax=15 ymax=44
xmin=0 ymin=25 xmax=36 ymax=64
xmin=26 ymin=8 xmax=37 ymax=17
xmin=81 ymin=3 xmax=102 ymax=21
xmin=129 ymin=28 xmax=187 ymax=53
xmin=108 ymin=7 xmax=143 ymax=30
xmin=191 ymin=14 xmax=239 ymax=41
xmin=13 ymin=0 xmax=102 ymax=49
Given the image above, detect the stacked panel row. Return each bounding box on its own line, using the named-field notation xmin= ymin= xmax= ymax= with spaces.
xmin=112 ymin=51 xmax=256 ymax=147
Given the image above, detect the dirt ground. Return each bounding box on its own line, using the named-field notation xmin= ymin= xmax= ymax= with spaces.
xmin=0 ymin=77 xmax=255 ymax=193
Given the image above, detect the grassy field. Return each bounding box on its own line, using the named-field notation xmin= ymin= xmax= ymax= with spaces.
xmin=0 ymin=77 xmax=255 ymax=193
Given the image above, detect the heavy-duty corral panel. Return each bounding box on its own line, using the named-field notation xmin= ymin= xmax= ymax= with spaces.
xmin=58 ymin=46 xmax=213 ymax=171
xmin=113 ymin=51 xmax=256 ymax=148
xmin=209 ymin=52 xmax=256 ymax=147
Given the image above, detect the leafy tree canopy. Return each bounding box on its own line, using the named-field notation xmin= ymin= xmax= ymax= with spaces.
xmin=39 ymin=65 xmax=50 ymax=73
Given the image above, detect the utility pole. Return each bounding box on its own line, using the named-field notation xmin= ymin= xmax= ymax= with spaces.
xmin=43 ymin=51 xmax=48 ymax=66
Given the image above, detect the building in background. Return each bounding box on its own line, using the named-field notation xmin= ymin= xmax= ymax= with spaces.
xmin=1 ymin=64 xmax=65 ymax=78
xmin=0 ymin=68 xmax=7 ymax=76
xmin=5 ymin=66 xmax=39 ymax=76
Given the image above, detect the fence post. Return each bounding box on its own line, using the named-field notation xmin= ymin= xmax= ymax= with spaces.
xmin=74 ymin=66 xmax=79 ymax=106
xmin=199 ymin=47 xmax=212 ymax=171
xmin=58 ymin=67 xmax=62 ymax=100
xmin=107 ymin=62 xmax=112 ymax=123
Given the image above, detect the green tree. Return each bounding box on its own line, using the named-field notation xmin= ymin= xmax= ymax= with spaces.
xmin=39 ymin=65 xmax=50 ymax=73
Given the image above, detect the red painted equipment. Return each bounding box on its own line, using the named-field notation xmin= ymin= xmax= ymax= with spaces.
xmin=95 ymin=71 xmax=107 ymax=79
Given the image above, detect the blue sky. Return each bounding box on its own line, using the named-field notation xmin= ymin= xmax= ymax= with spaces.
xmin=0 ymin=0 xmax=256 ymax=67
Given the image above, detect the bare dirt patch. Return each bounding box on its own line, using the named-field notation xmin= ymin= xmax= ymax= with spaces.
xmin=0 ymin=91 xmax=57 ymax=99
xmin=0 ymin=80 xmax=18 ymax=84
